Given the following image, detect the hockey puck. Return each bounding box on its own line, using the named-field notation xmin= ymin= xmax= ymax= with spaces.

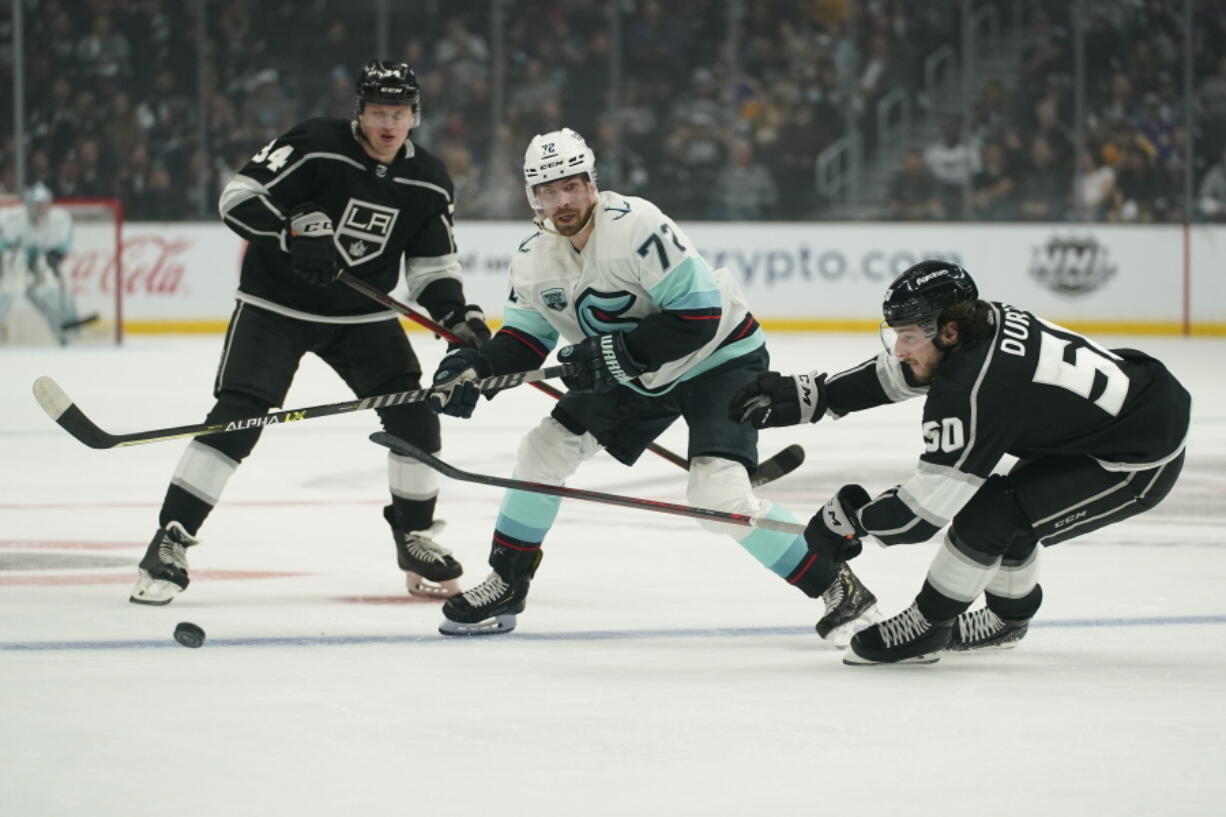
xmin=173 ymin=621 xmax=206 ymax=649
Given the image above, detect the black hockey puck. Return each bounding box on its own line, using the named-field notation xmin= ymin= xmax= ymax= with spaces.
xmin=173 ymin=621 xmax=206 ymax=648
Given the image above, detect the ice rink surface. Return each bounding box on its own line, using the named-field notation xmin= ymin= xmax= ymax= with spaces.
xmin=2 ymin=331 xmax=1224 ymax=817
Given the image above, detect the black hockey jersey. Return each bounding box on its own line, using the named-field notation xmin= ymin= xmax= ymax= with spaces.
xmin=218 ymin=118 xmax=466 ymax=321
xmin=824 ymin=302 xmax=1191 ymax=545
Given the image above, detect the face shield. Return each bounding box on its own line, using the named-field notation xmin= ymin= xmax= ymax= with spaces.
xmin=879 ymin=317 xmax=938 ymax=357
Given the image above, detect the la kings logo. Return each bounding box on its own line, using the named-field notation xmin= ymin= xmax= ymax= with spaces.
xmin=1028 ymin=234 xmax=1117 ymax=295
xmin=336 ymin=199 xmax=399 ymax=266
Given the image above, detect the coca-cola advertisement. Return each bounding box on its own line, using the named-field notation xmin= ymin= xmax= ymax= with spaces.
xmin=62 ymin=223 xmax=243 ymax=324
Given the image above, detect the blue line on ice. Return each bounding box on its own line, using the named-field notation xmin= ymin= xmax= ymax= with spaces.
xmin=3 ymin=614 xmax=1225 ymax=652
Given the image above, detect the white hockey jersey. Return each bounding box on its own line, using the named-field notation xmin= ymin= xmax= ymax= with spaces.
xmin=502 ymin=190 xmax=764 ymax=394
xmin=0 ymin=205 xmax=74 ymax=257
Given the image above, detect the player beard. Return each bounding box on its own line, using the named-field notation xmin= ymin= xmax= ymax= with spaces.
xmin=550 ymin=202 xmax=596 ymax=236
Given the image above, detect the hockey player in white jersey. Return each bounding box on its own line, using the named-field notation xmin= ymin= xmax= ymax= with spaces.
xmin=428 ymin=127 xmax=882 ymax=638
xmin=0 ymin=183 xmax=90 ymax=344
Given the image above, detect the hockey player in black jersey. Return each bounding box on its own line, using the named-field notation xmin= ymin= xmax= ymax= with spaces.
xmin=130 ymin=60 xmax=490 ymax=606
xmin=729 ymin=260 xmax=1190 ymax=664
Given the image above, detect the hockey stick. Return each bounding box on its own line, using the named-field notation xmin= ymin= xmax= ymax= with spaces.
xmin=370 ymin=432 xmax=807 ymax=535
xmin=30 ymin=365 xmax=574 ymax=450
xmin=338 ymin=272 xmax=805 ymax=487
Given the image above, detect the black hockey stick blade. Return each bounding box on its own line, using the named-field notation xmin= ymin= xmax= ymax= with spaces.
xmin=749 ymin=444 xmax=805 ymax=488
xmin=370 ymin=431 xmax=806 ymax=535
xmin=61 ymin=313 xmax=101 ymax=331
xmin=32 ymin=365 xmax=575 ymax=450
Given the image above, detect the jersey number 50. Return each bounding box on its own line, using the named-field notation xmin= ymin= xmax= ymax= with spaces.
xmin=923 ymin=417 xmax=965 ymax=453
xmin=1032 ymin=331 xmax=1128 ymax=416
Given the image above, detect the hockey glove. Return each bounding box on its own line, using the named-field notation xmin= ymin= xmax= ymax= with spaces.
xmin=728 ymin=370 xmax=828 ymax=429
xmin=287 ymin=203 xmax=341 ymax=286
xmin=804 ymin=484 xmax=871 ymax=563
xmin=557 ymin=333 xmax=648 ymax=393
xmin=440 ymin=304 xmax=492 ymax=349
xmin=429 ymin=348 xmax=492 ymax=418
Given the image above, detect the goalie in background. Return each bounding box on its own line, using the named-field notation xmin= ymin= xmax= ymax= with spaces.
xmin=0 ymin=183 xmax=94 ymax=345
xmin=730 ymin=260 xmax=1190 ymax=665
xmin=427 ymin=127 xmax=882 ymax=640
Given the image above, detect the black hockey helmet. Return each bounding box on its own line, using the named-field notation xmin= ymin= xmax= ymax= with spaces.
xmin=356 ymin=60 xmax=420 ymax=112
xmin=882 ymin=260 xmax=978 ymax=328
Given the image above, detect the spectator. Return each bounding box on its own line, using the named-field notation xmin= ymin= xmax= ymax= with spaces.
xmin=1074 ymin=149 xmax=1117 ymax=221
xmin=971 ymin=141 xmax=1019 ymax=221
xmin=593 ymin=120 xmax=650 ymax=197
xmin=1110 ymin=143 xmax=1166 ymax=222
xmin=887 ymin=149 xmax=943 ymax=220
xmin=1017 ymin=136 xmax=1068 ymax=221
xmin=240 ymin=70 xmax=298 ymax=143
xmin=713 ymin=140 xmax=778 ymax=220
xmin=924 ymin=116 xmax=980 ymax=219
xmin=1196 ymin=145 xmax=1226 ymax=222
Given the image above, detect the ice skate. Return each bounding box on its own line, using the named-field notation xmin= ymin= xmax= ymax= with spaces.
xmin=948 ymin=607 xmax=1029 ymax=652
xmin=129 ymin=521 xmax=197 ymax=605
xmin=815 ymin=563 xmax=884 ymax=647
xmin=392 ymin=520 xmax=463 ymax=598
xmin=439 ymin=570 xmax=531 ymax=636
xmin=844 ymin=602 xmax=953 ymax=665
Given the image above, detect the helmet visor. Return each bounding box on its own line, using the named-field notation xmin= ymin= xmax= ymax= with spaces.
xmin=879 ymin=319 xmax=937 ymax=356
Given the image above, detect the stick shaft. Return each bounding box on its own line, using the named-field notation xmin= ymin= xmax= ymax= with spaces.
xmin=32 ymin=365 xmax=571 ymax=450
xmin=339 ymin=272 xmax=690 ymax=469
xmin=370 ymin=432 xmax=806 ymax=535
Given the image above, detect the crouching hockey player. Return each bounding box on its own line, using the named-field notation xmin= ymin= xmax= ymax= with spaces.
xmin=427 ymin=127 xmax=882 ymax=641
xmin=730 ymin=260 xmax=1190 ymax=664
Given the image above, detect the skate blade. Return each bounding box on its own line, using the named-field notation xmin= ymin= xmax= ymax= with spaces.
xmin=947 ymin=640 xmax=1023 ymax=654
xmin=129 ymin=575 xmax=181 ymax=606
xmin=438 ymin=614 xmax=518 ymax=636
xmin=823 ymin=604 xmax=886 ymax=649
xmin=843 ymin=651 xmax=941 ymax=666
xmin=406 ymin=573 xmax=461 ymax=599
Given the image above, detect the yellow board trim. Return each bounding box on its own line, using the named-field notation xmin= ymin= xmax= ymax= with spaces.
xmin=123 ymin=317 xmax=1226 ymax=337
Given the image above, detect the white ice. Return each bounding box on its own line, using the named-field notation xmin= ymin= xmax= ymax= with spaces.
xmin=2 ymin=332 xmax=1224 ymax=817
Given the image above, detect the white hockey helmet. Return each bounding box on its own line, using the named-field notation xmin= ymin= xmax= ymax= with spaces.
xmin=522 ymin=127 xmax=597 ymax=211
xmin=25 ymin=182 xmax=53 ymax=208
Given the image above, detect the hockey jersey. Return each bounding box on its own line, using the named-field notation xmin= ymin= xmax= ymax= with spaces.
xmin=489 ymin=190 xmax=764 ymax=395
xmin=218 ymin=118 xmax=466 ymax=322
xmin=0 ymin=205 xmax=73 ymax=268
xmin=825 ymin=302 xmax=1191 ymax=545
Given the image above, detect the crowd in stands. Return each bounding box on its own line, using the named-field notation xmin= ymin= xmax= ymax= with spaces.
xmin=3 ymin=0 xmax=1226 ymax=223
xmin=888 ymin=0 xmax=1226 ymax=222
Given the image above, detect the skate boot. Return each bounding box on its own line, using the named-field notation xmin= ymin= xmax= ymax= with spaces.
xmin=439 ymin=539 xmax=541 ymax=636
xmin=129 ymin=521 xmax=197 ymax=605
xmin=815 ymin=563 xmax=884 ymax=647
xmin=845 ymin=601 xmax=954 ymax=665
xmin=949 ymin=607 xmax=1029 ymax=652
xmin=385 ymin=507 xmax=462 ymax=598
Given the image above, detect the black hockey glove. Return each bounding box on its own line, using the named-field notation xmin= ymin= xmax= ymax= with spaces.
xmin=557 ymin=333 xmax=648 ymax=393
xmin=440 ymin=304 xmax=492 ymax=349
xmin=45 ymin=249 xmax=66 ymax=276
xmin=728 ymin=371 xmax=828 ymax=429
xmin=804 ymin=484 xmax=871 ymax=563
xmin=429 ymin=348 xmax=492 ymax=418
xmin=287 ymin=203 xmax=341 ymax=286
